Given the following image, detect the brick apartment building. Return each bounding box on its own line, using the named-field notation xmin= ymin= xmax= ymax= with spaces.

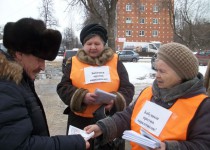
xmin=116 ymin=0 xmax=174 ymax=50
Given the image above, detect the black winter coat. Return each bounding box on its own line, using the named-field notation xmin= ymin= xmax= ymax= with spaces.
xmin=0 ymin=51 xmax=85 ymax=150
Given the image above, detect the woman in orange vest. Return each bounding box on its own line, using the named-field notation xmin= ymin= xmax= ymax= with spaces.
xmin=57 ymin=24 xmax=134 ymax=149
xmin=85 ymin=42 xmax=210 ymax=149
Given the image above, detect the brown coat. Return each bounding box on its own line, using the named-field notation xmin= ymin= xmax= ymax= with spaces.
xmin=57 ymin=48 xmax=135 ymax=127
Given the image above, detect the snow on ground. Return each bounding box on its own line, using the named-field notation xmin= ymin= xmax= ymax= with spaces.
xmin=54 ymin=56 xmax=64 ymax=61
xmin=123 ymin=62 xmax=156 ymax=84
xmin=124 ymin=60 xmax=207 ymax=85
xmin=54 ymin=56 xmax=207 ymax=85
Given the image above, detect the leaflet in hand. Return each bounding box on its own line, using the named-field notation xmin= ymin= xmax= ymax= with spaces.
xmin=68 ymin=125 xmax=94 ymax=141
xmin=94 ymin=88 xmax=117 ymax=104
xmin=122 ymin=128 xmax=161 ymax=149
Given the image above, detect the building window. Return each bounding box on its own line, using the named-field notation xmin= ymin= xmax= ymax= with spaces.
xmin=139 ymin=30 xmax=145 ymax=36
xmin=126 ymin=30 xmax=132 ymax=36
xmin=152 ymin=30 xmax=158 ymax=36
xmin=126 ymin=18 xmax=132 ymax=23
xmin=126 ymin=4 xmax=131 ymax=11
xmin=139 ymin=4 xmax=145 ymax=12
xmin=153 ymin=18 xmax=158 ymax=24
xmin=153 ymin=5 xmax=159 ymax=12
xmin=139 ymin=18 xmax=145 ymax=24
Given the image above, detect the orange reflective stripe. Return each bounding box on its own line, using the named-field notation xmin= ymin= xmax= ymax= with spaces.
xmin=130 ymin=87 xmax=207 ymax=150
xmin=70 ymin=54 xmax=120 ymax=118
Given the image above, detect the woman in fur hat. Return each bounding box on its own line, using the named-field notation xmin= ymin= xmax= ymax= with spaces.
xmin=57 ymin=23 xmax=134 ymax=149
xmin=0 ymin=18 xmax=89 ymax=150
xmin=85 ymin=42 xmax=210 ymax=150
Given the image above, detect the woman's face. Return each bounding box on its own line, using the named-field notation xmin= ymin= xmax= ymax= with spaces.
xmin=83 ymin=35 xmax=105 ymax=58
xmin=16 ymin=52 xmax=45 ymax=80
xmin=155 ymin=59 xmax=182 ymax=89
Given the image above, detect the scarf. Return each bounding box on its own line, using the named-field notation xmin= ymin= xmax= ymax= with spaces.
xmin=152 ymin=73 xmax=205 ymax=103
xmin=76 ymin=47 xmax=115 ymax=66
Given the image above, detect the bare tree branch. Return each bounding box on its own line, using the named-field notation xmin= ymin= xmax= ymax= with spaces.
xmin=65 ymin=0 xmax=118 ymax=50
xmin=39 ymin=0 xmax=58 ymax=28
xmin=160 ymin=0 xmax=210 ymax=49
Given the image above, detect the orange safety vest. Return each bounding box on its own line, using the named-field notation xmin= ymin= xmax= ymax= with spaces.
xmin=70 ymin=54 xmax=120 ymax=118
xmin=130 ymin=87 xmax=207 ymax=150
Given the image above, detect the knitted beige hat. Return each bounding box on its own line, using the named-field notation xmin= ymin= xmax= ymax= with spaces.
xmin=157 ymin=42 xmax=199 ymax=80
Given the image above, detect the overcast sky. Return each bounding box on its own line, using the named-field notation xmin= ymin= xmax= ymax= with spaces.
xmin=0 ymin=0 xmax=83 ymax=35
xmin=1 ymin=0 xmax=209 ymax=36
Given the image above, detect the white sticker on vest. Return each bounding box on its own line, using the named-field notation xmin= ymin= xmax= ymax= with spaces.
xmin=135 ymin=101 xmax=172 ymax=136
xmin=84 ymin=66 xmax=111 ymax=84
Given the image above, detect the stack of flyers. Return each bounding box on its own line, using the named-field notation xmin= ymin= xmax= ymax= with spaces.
xmin=94 ymin=88 xmax=117 ymax=104
xmin=122 ymin=128 xmax=161 ymax=149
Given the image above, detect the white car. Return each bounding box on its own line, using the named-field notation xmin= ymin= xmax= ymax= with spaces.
xmin=118 ymin=50 xmax=140 ymax=62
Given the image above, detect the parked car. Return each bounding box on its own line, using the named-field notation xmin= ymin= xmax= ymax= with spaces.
xmin=150 ymin=41 xmax=162 ymax=49
xmin=57 ymin=47 xmax=65 ymax=56
xmin=118 ymin=50 xmax=140 ymax=62
xmin=62 ymin=49 xmax=78 ymax=73
xmin=195 ymin=50 xmax=210 ymax=66
xmin=151 ymin=53 xmax=157 ymax=70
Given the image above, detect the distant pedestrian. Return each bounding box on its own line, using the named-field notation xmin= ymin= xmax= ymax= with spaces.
xmin=0 ymin=17 xmax=89 ymax=150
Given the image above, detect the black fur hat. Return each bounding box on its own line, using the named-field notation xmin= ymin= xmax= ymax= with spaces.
xmin=80 ymin=23 xmax=108 ymax=45
xmin=3 ymin=18 xmax=62 ymax=61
